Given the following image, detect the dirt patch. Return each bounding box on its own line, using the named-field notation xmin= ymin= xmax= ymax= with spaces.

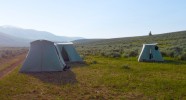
xmin=0 ymin=53 xmax=26 ymax=79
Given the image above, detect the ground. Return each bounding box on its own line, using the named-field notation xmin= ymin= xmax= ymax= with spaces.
xmin=0 ymin=54 xmax=25 ymax=79
xmin=0 ymin=55 xmax=186 ymax=100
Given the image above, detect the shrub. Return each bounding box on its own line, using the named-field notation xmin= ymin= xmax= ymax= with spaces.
xmin=121 ymin=65 xmax=130 ymax=69
xmin=121 ymin=53 xmax=129 ymax=58
xmin=80 ymin=55 xmax=85 ymax=60
xmin=111 ymin=52 xmax=121 ymax=58
xmin=100 ymin=52 xmax=105 ymax=56
xmin=100 ymin=52 xmax=111 ymax=57
xmin=178 ymin=53 xmax=186 ymax=60
xmin=91 ymin=60 xmax=97 ymax=64
xmin=167 ymin=51 xmax=175 ymax=57
xmin=161 ymin=51 xmax=167 ymax=57
xmin=1 ymin=53 xmax=8 ymax=58
xmin=128 ymin=50 xmax=138 ymax=57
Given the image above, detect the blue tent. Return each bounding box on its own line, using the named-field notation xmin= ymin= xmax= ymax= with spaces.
xmin=138 ymin=44 xmax=164 ymax=62
xmin=20 ymin=40 xmax=82 ymax=72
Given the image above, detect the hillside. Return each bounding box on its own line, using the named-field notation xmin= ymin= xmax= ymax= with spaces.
xmin=74 ymin=31 xmax=186 ymax=60
xmin=0 ymin=32 xmax=29 ymax=47
xmin=0 ymin=25 xmax=84 ymax=43
xmin=73 ymin=39 xmax=103 ymax=44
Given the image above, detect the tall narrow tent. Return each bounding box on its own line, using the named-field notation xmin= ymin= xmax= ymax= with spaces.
xmin=54 ymin=42 xmax=82 ymax=62
xmin=138 ymin=44 xmax=164 ymax=62
xmin=20 ymin=40 xmax=82 ymax=72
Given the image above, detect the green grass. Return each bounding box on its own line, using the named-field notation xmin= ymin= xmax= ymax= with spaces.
xmin=0 ymin=56 xmax=186 ymax=99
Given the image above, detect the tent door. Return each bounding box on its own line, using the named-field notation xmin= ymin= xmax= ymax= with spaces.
xmin=61 ymin=47 xmax=70 ymax=62
xmin=149 ymin=49 xmax=153 ymax=59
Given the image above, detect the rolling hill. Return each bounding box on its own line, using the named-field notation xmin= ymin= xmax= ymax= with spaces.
xmin=0 ymin=25 xmax=84 ymax=47
xmin=74 ymin=31 xmax=186 ymax=45
xmin=0 ymin=32 xmax=29 ymax=47
xmin=74 ymin=31 xmax=186 ymax=59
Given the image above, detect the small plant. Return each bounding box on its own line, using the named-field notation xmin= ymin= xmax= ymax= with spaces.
xmin=111 ymin=52 xmax=121 ymax=58
xmin=80 ymin=55 xmax=85 ymax=60
xmin=91 ymin=60 xmax=97 ymax=64
xmin=121 ymin=53 xmax=129 ymax=58
xmin=178 ymin=53 xmax=186 ymax=60
xmin=121 ymin=65 xmax=130 ymax=69
xmin=128 ymin=50 xmax=138 ymax=57
xmin=161 ymin=51 xmax=167 ymax=56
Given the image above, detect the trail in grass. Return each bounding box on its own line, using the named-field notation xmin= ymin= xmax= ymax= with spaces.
xmin=0 ymin=53 xmax=26 ymax=79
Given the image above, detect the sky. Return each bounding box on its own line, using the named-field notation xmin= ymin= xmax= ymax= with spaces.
xmin=0 ymin=0 xmax=186 ymax=38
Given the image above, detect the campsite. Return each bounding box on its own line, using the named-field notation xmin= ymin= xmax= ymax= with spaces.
xmin=0 ymin=0 xmax=186 ymax=100
xmin=0 ymin=31 xmax=186 ymax=99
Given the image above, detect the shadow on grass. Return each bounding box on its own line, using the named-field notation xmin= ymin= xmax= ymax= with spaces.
xmin=139 ymin=59 xmax=186 ymax=65
xmin=22 ymin=70 xmax=77 ymax=85
xmin=66 ymin=61 xmax=89 ymax=68
xmin=164 ymin=60 xmax=186 ymax=65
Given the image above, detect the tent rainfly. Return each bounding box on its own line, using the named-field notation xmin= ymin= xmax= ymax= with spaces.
xmin=20 ymin=40 xmax=82 ymax=72
xmin=138 ymin=44 xmax=164 ymax=62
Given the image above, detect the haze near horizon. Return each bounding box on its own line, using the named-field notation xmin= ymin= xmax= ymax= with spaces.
xmin=0 ymin=0 xmax=186 ymax=38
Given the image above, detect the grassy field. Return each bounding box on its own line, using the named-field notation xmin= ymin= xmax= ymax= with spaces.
xmin=0 ymin=56 xmax=186 ymax=100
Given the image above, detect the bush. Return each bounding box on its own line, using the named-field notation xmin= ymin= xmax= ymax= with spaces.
xmin=121 ymin=53 xmax=129 ymax=58
xmin=1 ymin=53 xmax=8 ymax=58
xmin=80 ymin=55 xmax=85 ymax=60
xmin=91 ymin=60 xmax=97 ymax=64
xmin=161 ymin=51 xmax=167 ymax=57
xmin=121 ymin=65 xmax=130 ymax=69
xmin=100 ymin=52 xmax=111 ymax=57
xmin=128 ymin=50 xmax=138 ymax=57
xmin=178 ymin=53 xmax=186 ymax=60
xmin=111 ymin=52 xmax=121 ymax=58
xmin=167 ymin=51 xmax=175 ymax=57
xmin=100 ymin=52 xmax=105 ymax=56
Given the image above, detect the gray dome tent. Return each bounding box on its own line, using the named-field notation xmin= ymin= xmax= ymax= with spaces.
xmin=20 ymin=40 xmax=82 ymax=72
xmin=138 ymin=44 xmax=164 ymax=62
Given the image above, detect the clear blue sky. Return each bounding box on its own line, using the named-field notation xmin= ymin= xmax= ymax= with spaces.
xmin=0 ymin=0 xmax=186 ymax=38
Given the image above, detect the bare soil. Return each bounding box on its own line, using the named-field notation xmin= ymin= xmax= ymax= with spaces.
xmin=0 ymin=53 xmax=26 ymax=79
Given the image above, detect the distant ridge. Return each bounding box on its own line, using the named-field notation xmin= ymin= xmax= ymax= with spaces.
xmin=73 ymin=30 xmax=186 ymax=44
xmin=0 ymin=25 xmax=84 ymax=47
xmin=0 ymin=32 xmax=29 ymax=47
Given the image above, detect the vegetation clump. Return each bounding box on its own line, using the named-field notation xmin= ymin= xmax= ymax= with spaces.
xmin=178 ymin=53 xmax=186 ymax=60
xmin=121 ymin=65 xmax=130 ymax=69
xmin=91 ymin=60 xmax=97 ymax=64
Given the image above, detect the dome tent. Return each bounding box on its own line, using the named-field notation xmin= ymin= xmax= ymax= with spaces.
xmin=20 ymin=40 xmax=82 ymax=72
xmin=138 ymin=44 xmax=164 ymax=62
